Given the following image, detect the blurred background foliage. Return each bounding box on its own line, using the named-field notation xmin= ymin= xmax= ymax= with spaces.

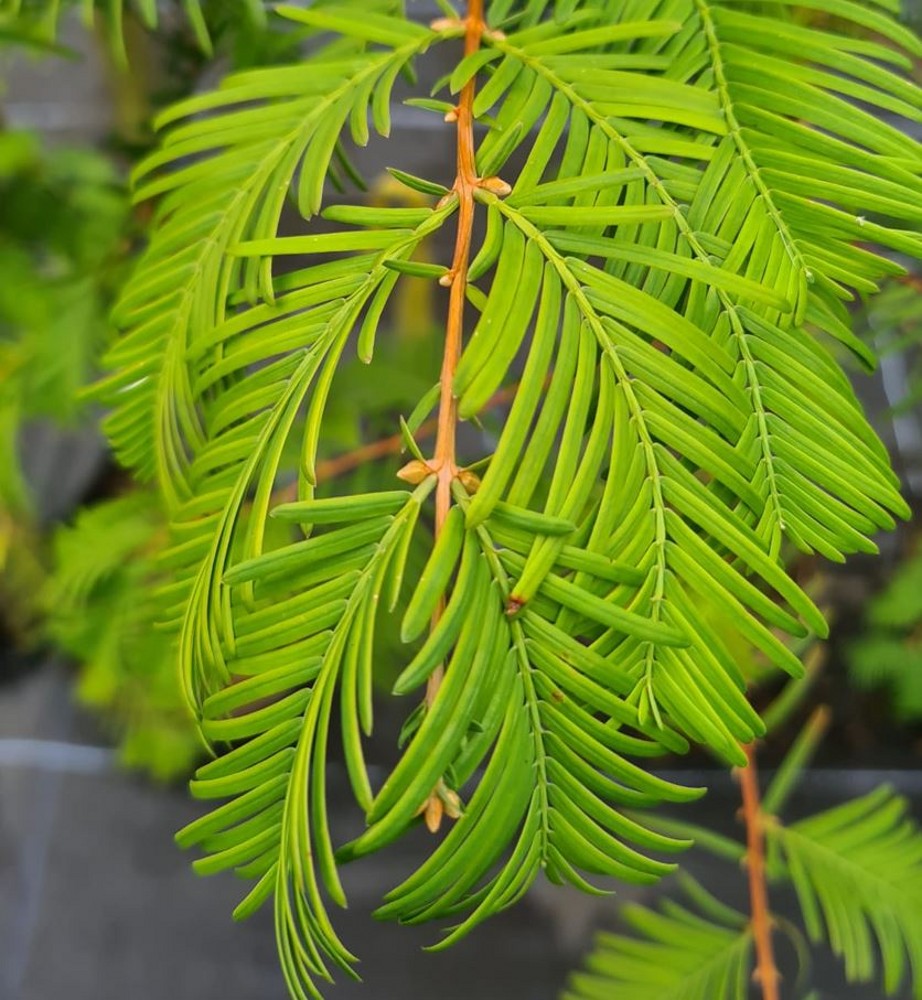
xmin=1 ymin=0 xmax=922 ymax=783
xmin=0 ymin=129 xmax=128 ymax=645
xmin=847 ymin=283 xmax=922 ymax=727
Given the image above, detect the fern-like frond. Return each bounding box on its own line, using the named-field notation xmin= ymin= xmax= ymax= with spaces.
xmin=346 ymin=490 xmax=698 ymax=943
xmin=562 ymin=874 xmax=753 ymax=1000
xmin=454 ymin=196 xmax=832 ymax=751
xmin=91 ymin=2 xmax=433 ymax=505
xmin=167 ymin=207 xmax=453 ymax=693
xmin=178 ymin=483 xmax=437 ymax=997
xmin=696 ymin=0 xmax=922 ymax=307
xmin=467 ymin=2 xmax=914 ymax=562
xmin=425 ymin=1 xmax=917 ymax=738
xmin=769 ymin=785 xmax=922 ymax=997
xmin=167 ymin=210 xmax=464 ymax=993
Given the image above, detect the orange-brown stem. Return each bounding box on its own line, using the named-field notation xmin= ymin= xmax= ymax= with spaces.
xmin=738 ymin=743 xmax=781 ymax=1000
xmin=425 ymin=0 xmax=485 ymax=713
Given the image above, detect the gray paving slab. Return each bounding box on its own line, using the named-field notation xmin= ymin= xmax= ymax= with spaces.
xmin=4 ymin=770 xmax=574 ymax=1000
xmin=0 ymin=665 xmax=77 ymax=1000
xmin=13 ymin=771 xmax=287 ymax=1000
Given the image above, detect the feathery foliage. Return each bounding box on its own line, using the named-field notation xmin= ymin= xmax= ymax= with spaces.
xmin=82 ymin=0 xmax=922 ymax=996
xmin=567 ymin=709 xmax=922 ymax=999
xmin=770 ymin=785 xmax=922 ymax=995
xmin=563 ymin=874 xmax=752 ymax=1000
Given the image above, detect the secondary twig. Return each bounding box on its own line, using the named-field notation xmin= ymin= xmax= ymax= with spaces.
xmin=268 ymin=381 xmax=522 ymax=509
xmin=737 ymin=742 xmax=781 ymax=1000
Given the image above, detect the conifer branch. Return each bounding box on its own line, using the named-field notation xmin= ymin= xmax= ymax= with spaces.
xmin=67 ymin=2 xmax=922 ymax=994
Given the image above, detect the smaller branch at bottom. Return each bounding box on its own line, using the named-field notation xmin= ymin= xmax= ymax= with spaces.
xmin=737 ymin=742 xmax=781 ymax=1000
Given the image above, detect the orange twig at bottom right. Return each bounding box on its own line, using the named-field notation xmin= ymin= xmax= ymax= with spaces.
xmin=737 ymin=742 xmax=781 ymax=1000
